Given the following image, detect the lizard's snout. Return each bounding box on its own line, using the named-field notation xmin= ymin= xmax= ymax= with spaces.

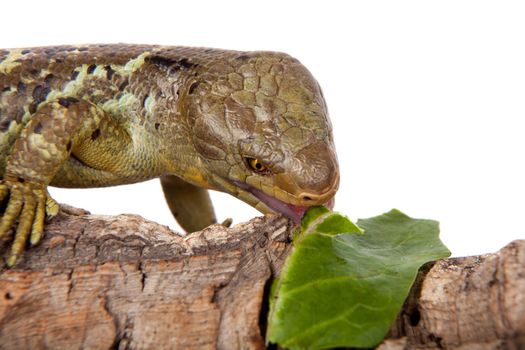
xmin=295 ymin=175 xmax=339 ymax=207
xmin=275 ymin=140 xmax=339 ymax=207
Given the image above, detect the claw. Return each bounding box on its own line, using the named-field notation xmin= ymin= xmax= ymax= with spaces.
xmin=0 ymin=180 xmax=54 ymax=266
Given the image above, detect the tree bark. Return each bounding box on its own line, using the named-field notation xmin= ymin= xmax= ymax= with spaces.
xmin=0 ymin=205 xmax=292 ymax=350
xmin=0 ymin=205 xmax=523 ymax=349
xmin=379 ymin=240 xmax=525 ymax=350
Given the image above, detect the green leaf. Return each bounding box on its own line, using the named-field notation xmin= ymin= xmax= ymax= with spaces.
xmin=300 ymin=206 xmax=364 ymax=238
xmin=267 ymin=208 xmax=451 ymax=349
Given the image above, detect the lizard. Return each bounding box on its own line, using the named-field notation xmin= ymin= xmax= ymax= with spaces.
xmin=0 ymin=44 xmax=339 ymax=266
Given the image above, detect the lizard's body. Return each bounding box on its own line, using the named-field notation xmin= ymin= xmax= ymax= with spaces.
xmin=0 ymin=44 xmax=339 ymax=265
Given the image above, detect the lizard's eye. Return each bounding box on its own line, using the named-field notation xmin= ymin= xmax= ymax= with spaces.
xmin=245 ymin=157 xmax=270 ymax=174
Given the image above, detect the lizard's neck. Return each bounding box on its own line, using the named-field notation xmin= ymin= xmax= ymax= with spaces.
xmin=131 ymin=59 xmax=214 ymax=188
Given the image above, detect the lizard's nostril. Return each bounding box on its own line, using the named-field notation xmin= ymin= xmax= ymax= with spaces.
xmin=301 ymin=195 xmax=314 ymax=202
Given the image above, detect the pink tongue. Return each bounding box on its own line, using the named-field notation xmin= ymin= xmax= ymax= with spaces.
xmin=287 ymin=203 xmax=309 ymax=224
xmin=234 ymin=181 xmax=334 ymax=224
xmin=248 ymin=186 xmax=307 ymax=223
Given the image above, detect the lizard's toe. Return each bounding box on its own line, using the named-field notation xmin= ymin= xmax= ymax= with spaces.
xmin=7 ymin=187 xmax=37 ymax=266
xmin=45 ymin=192 xmax=60 ymax=218
xmin=30 ymin=191 xmax=47 ymax=245
xmin=0 ymin=184 xmax=8 ymax=202
xmin=0 ymin=183 xmax=23 ymax=241
xmin=221 ymin=218 xmax=233 ymax=228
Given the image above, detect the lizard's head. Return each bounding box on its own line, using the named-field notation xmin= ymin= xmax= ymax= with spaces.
xmin=183 ymin=51 xmax=339 ymax=223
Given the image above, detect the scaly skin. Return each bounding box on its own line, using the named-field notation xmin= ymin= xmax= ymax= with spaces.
xmin=0 ymin=44 xmax=339 ymax=266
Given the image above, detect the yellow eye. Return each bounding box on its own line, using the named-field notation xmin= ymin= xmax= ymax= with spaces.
xmin=246 ymin=157 xmax=269 ymax=173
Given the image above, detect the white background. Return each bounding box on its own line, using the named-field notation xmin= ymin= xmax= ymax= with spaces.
xmin=2 ymin=1 xmax=524 ymax=257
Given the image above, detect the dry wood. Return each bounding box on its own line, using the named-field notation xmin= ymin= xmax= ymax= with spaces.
xmin=380 ymin=240 xmax=525 ymax=350
xmin=0 ymin=205 xmax=292 ymax=349
xmin=0 ymin=205 xmax=523 ymax=350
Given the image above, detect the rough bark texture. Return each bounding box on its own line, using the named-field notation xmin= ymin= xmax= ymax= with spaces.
xmin=0 ymin=205 xmax=523 ymax=350
xmin=379 ymin=240 xmax=525 ymax=350
xmin=0 ymin=205 xmax=292 ymax=350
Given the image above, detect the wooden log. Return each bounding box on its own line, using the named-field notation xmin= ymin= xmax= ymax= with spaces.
xmin=380 ymin=240 xmax=525 ymax=349
xmin=0 ymin=205 xmax=292 ymax=349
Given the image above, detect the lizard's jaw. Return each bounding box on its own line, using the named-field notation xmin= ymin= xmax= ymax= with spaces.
xmin=232 ymin=180 xmax=335 ymax=224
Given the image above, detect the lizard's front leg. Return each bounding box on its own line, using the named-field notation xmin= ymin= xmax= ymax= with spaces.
xmin=0 ymin=97 xmax=125 ymax=266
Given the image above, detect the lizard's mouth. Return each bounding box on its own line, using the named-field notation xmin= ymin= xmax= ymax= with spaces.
xmin=232 ymin=180 xmax=334 ymax=224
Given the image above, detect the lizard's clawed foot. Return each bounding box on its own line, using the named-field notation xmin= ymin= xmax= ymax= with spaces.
xmin=0 ymin=179 xmax=52 ymax=266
